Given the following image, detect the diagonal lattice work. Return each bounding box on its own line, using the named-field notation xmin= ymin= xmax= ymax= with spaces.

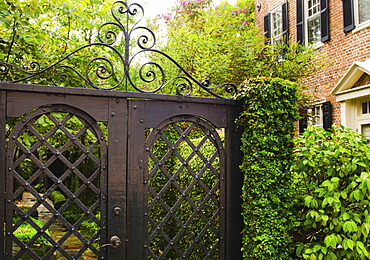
xmin=145 ymin=115 xmax=226 ymax=259
xmin=6 ymin=105 xmax=107 ymax=260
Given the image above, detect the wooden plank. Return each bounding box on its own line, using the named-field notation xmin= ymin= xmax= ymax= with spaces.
xmin=225 ymin=104 xmax=243 ymax=260
xmin=144 ymin=100 xmax=229 ymax=128
xmin=6 ymin=91 xmax=109 ymax=121
xmin=0 ymin=91 xmax=5 ymax=259
xmin=0 ymin=82 xmax=240 ymax=106
xmin=126 ymin=100 xmax=147 ymax=259
xmin=106 ymin=97 xmax=128 ymax=259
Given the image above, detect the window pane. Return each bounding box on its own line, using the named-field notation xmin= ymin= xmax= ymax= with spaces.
xmin=361 ymin=124 xmax=370 ymax=138
xmin=308 ymin=16 xmax=321 ymax=43
xmin=359 ymin=0 xmax=370 ymax=24
xmin=308 ymin=105 xmax=323 ymax=128
xmin=362 ymin=102 xmax=368 ymax=114
xmin=307 ymin=0 xmax=321 ymax=43
xmin=272 ymin=7 xmax=283 ymax=42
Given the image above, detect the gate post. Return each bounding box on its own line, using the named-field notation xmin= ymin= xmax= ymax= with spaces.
xmin=0 ymin=91 xmax=5 ymax=259
xmin=225 ymin=103 xmax=243 ymax=260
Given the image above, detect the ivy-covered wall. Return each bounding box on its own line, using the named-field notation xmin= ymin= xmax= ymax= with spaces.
xmin=236 ymin=77 xmax=301 ymax=259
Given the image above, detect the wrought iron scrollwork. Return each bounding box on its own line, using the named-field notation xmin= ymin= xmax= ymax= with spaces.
xmin=0 ymin=1 xmax=237 ymax=98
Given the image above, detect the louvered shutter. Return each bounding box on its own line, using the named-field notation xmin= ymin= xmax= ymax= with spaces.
xmin=320 ymin=0 xmax=330 ymax=42
xmin=299 ymin=118 xmax=307 ymax=133
xmin=342 ymin=0 xmax=355 ymax=32
xmin=323 ymin=101 xmax=332 ymax=130
xmin=296 ymin=0 xmax=304 ymax=44
xmin=282 ymin=2 xmax=289 ymax=44
xmin=264 ymin=13 xmax=271 ymax=44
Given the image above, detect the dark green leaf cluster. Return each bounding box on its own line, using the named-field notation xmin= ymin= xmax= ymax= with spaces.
xmin=293 ymin=125 xmax=370 ymax=259
xmin=236 ymin=77 xmax=301 ymax=259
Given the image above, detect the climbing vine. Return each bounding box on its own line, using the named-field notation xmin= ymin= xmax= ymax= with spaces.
xmin=236 ymin=77 xmax=302 ymax=259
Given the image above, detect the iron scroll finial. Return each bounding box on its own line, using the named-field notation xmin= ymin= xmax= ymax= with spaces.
xmin=0 ymin=1 xmax=237 ymax=99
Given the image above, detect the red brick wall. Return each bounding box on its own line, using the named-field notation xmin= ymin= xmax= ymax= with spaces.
xmin=254 ymin=0 xmax=370 ymax=124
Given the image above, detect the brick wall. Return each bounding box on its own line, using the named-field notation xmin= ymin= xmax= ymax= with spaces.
xmin=254 ymin=0 xmax=370 ymax=124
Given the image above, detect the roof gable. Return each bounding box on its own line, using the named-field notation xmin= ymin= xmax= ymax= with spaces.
xmin=332 ymin=59 xmax=370 ymax=95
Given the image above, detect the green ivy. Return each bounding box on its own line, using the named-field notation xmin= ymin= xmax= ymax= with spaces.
xmin=236 ymin=77 xmax=301 ymax=259
xmin=293 ymin=125 xmax=370 ymax=260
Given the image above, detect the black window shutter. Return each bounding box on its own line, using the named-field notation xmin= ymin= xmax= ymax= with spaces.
xmin=296 ymin=0 xmax=304 ymax=44
xmin=323 ymin=101 xmax=332 ymax=130
xmin=264 ymin=13 xmax=271 ymax=44
xmin=282 ymin=2 xmax=289 ymax=44
xmin=299 ymin=118 xmax=307 ymax=133
xmin=320 ymin=0 xmax=330 ymax=42
xmin=342 ymin=0 xmax=355 ymax=32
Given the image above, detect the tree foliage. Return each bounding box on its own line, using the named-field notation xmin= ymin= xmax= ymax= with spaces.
xmin=0 ymin=0 xmax=112 ymax=64
xmin=150 ymin=0 xmax=327 ymax=88
xmin=0 ymin=0 xmax=127 ymax=88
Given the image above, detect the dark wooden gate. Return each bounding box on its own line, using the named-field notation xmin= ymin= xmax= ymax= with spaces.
xmin=0 ymin=82 xmax=242 ymax=259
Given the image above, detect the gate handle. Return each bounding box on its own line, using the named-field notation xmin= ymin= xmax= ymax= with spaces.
xmin=101 ymin=235 xmax=122 ymax=248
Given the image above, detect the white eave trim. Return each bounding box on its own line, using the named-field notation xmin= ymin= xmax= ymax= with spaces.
xmin=335 ymin=84 xmax=370 ymax=102
xmin=332 ymin=59 xmax=370 ymax=98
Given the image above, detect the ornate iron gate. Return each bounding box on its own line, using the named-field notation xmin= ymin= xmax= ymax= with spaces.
xmin=0 ymin=84 xmax=242 ymax=259
xmin=0 ymin=1 xmax=243 ymax=259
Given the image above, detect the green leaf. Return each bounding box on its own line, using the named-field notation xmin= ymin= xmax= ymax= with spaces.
xmin=342 ymin=238 xmax=355 ymax=250
xmin=351 ymin=190 xmax=362 ymax=201
xmin=324 ymin=235 xmax=337 ymax=248
xmin=322 ymin=215 xmax=329 ymax=224
xmin=327 ymin=251 xmax=337 ymax=260
xmin=343 ymin=220 xmax=358 ymax=232
xmin=356 ymin=240 xmax=368 ymax=256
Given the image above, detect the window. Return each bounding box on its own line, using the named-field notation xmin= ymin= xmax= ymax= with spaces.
xmin=361 ymin=124 xmax=370 ymax=138
xmin=362 ymin=101 xmax=370 ymax=114
xmin=308 ymin=104 xmax=324 ymax=127
xmin=343 ymin=0 xmax=370 ymax=32
xmin=264 ymin=2 xmax=288 ymax=44
xmin=299 ymin=101 xmax=332 ymax=132
xmin=271 ymin=5 xmax=284 ymax=42
xmin=296 ymin=0 xmax=329 ymax=45
xmin=356 ymin=99 xmax=370 ymax=137
xmin=307 ymin=0 xmax=321 ymax=43
xmin=358 ymin=0 xmax=370 ymax=24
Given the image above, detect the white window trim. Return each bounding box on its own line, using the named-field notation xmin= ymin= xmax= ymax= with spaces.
xmin=355 ymin=98 xmax=370 ymax=136
xmin=269 ymin=2 xmax=285 ymax=43
xmin=353 ymin=0 xmax=370 ymax=33
xmin=304 ymin=0 xmax=321 ymax=46
xmin=353 ymin=20 xmax=370 ymax=33
xmin=307 ymin=99 xmax=325 ymax=128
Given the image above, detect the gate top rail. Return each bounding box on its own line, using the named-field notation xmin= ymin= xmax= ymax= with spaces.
xmin=0 ymin=1 xmax=237 ymax=99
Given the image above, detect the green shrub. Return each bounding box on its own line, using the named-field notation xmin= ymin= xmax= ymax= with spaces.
xmin=293 ymin=125 xmax=370 ymax=259
xmin=236 ymin=77 xmax=301 ymax=259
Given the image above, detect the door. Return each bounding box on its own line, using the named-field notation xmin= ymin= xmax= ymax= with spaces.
xmin=126 ymin=100 xmax=239 ymax=259
xmin=2 ymin=91 xmax=124 ymax=260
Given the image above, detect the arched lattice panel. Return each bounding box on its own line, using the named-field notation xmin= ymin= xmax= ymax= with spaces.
xmin=144 ymin=115 xmax=226 ymax=260
xmin=5 ymin=105 xmax=107 ymax=260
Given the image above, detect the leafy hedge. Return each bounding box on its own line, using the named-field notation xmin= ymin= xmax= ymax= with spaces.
xmin=293 ymin=125 xmax=370 ymax=260
xmin=236 ymin=77 xmax=302 ymax=259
